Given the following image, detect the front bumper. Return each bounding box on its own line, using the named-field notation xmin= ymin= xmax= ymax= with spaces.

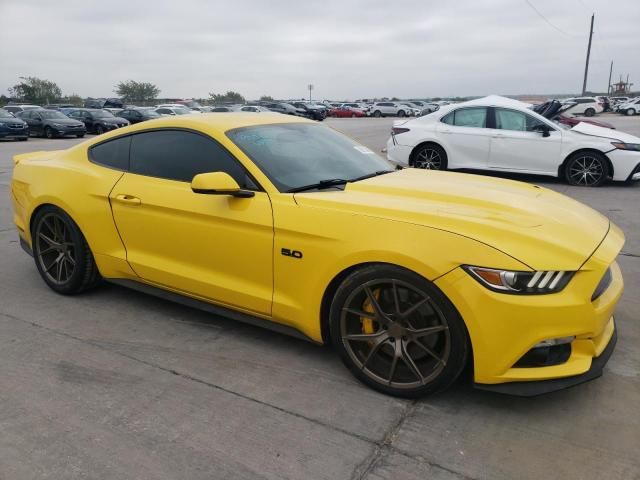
xmin=53 ymin=125 xmax=86 ymax=136
xmin=435 ymin=224 xmax=625 ymax=393
xmin=0 ymin=126 xmax=29 ymax=139
xmin=606 ymin=148 xmax=640 ymax=181
xmin=475 ymin=323 xmax=617 ymax=396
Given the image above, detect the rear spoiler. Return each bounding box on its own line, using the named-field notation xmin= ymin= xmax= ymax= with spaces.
xmin=13 ymin=151 xmax=53 ymax=166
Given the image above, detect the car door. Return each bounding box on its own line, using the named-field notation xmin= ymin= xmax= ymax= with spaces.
xmin=28 ymin=111 xmax=45 ymax=136
xmin=488 ymin=107 xmax=562 ymax=173
xmin=108 ymin=129 xmax=274 ymax=316
xmin=435 ymin=107 xmax=491 ymax=169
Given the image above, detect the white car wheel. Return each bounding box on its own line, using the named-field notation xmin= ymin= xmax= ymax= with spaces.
xmin=626 ymin=109 xmax=636 ymax=116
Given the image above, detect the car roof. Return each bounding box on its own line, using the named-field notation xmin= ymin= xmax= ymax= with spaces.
xmin=88 ymin=113 xmax=313 ymax=139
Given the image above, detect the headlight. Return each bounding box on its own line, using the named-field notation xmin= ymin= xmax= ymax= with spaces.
xmin=52 ymin=123 xmax=63 ymax=128
xmin=611 ymin=142 xmax=640 ymax=152
xmin=463 ymin=266 xmax=574 ymax=294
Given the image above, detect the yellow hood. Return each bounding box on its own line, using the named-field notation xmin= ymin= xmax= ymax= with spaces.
xmin=294 ymin=169 xmax=611 ymax=271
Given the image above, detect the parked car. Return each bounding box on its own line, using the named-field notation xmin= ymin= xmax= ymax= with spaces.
xmin=611 ymin=97 xmax=629 ymax=111
xmin=84 ymin=97 xmax=124 ymax=109
xmin=3 ymin=104 xmax=42 ymax=114
xmin=400 ymin=103 xmax=422 ymax=116
xmin=616 ymin=97 xmax=640 ymax=116
xmin=385 ymin=95 xmax=640 ymax=187
xmin=156 ymin=104 xmax=201 ymax=114
xmin=209 ymin=106 xmax=234 ymax=112
xmin=291 ymin=102 xmax=326 ymax=121
xmin=66 ymin=108 xmax=129 ymax=134
xmin=155 ymin=106 xmax=194 ymax=116
xmin=117 ymin=107 xmax=161 ymax=124
xmin=534 ymin=100 xmax=615 ymax=129
xmin=560 ymin=97 xmax=603 ymax=117
xmin=232 ymin=105 xmax=272 ymax=112
xmin=263 ymin=102 xmax=306 ymax=117
xmin=18 ymin=109 xmax=86 ymax=138
xmin=595 ymin=96 xmax=612 ymax=112
xmin=329 ymin=106 xmax=366 ymax=118
xmin=44 ymin=104 xmax=77 ymax=111
xmin=370 ymin=102 xmax=408 ymax=118
xmin=12 ymin=114 xmax=624 ymax=398
xmin=0 ymin=109 xmax=29 ymax=141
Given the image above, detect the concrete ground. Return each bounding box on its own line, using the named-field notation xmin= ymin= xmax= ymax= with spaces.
xmin=0 ymin=114 xmax=639 ymax=480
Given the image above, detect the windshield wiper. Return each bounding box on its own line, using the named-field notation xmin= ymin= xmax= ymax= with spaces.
xmin=349 ymin=170 xmax=396 ymax=182
xmin=287 ymin=178 xmax=349 ymax=193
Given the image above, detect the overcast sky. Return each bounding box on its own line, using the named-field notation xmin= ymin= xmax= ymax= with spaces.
xmin=1 ymin=0 xmax=638 ymax=100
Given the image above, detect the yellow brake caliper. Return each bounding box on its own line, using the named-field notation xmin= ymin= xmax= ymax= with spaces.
xmin=361 ymin=288 xmax=380 ymax=334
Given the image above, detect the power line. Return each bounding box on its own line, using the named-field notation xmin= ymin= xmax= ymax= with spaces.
xmin=523 ymin=0 xmax=575 ymax=37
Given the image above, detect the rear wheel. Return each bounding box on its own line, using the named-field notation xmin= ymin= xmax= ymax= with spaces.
xmin=585 ymin=108 xmax=595 ymax=117
xmin=398 ymin=110 xmax=406 ymax=117
xmin=626 ymin=108 xmax=636 ymax=116
xmin=32 ymin=206 xmax=101 ymax=294
xmin=373 ymin=110 xmax=382 ymax=118
xmin=564 ymin=152 xmax=609 ymax=187
xmin=330 ymin=265 xmax=469 ymax=398
xmin=411 ymin=144 xmax=447 ymax=170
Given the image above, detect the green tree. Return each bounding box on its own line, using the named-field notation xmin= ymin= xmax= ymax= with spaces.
xmin=64 ymin=94 xmax=84 ymax=106
xmin=209 ymin=91 xmax=245 ymax=104
xmin=9 ymin=76 xmax=62 ymax=104
xmin=259 ymin=95 xmax=274 ymax=101
xmin=115 ymin=80 xmax=160 ymax=103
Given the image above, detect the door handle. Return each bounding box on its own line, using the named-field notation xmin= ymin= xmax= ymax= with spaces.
xmin=114 ymin=194 xmax=141 ymax=205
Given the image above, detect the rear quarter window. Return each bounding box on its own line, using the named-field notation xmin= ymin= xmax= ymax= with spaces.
xmin=89 ymin=136 xmax=131 ymax=171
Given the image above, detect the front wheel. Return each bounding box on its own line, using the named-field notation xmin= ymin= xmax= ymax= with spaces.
xmin=44 ymin=127 xmax=55 ymax=139
xmin=398 ymin=110 xmax=406 ymax=117
xmin=96 ymin=124 xmax=105 ymax=135
xmin=565 ymin=152 xmax=609 ymax=187
xmin=76 ymin=134 xmax=85 ymax=138
xmin=373 ymin=110 xmax=382 ymax=118
xmin=32 ymin=206 xmax=101 ymax=294
xmin=330 ymin=265 xmax=469 ymax=398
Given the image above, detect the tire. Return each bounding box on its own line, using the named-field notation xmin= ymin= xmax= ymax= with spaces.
xmin=31 ymin=206 xmax=101 ymax=295
xmin=626 ymin=109 xmax=636 ymax=116
xmin=351 ymin=113 xmax=356 ymax=118
xmin=76 ymin=134 xmax=85 ymax=138
xmin=44 ymin=127 xmax=54 ymax=139
xmin=398 ymin=110 xmax=406 ymax=117
xmin=585 ymin=108 xmax=595 ymax=117
xmin=96 ymin=124 xmax=105 ymax=135
xmin=373 ymin=110 xmax=382 ymax=118
xmin=564 ymin=151 xmax=609 ymax=187
xmin=329 ymin=264 xmax=469 ymax=398
xmin=411 ymin=143 xmax=448 ymax=170
xmin=18 ymin=137 xmax=28 ymax=141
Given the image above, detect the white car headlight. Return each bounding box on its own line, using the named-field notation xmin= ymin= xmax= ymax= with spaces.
xmin=464 ymin=266 xmax=574 ymax=294
xmin=611 ymin=142 xmax=640 ymax=152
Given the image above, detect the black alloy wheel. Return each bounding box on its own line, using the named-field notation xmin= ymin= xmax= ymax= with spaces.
xmin=330 ymin=265 xmax=468 ymax=397
xmin=96 ymin=124 xmax=105 ymax=135
xmin=45 ymin=126 xmax=54 ymax=139
xmin=412 ymin=144 xmax=447 ymax=170
xmin=32 ymin=206 xmax=100 ymax=294
xmin=565 ymin=152 xmax=609 ymax=187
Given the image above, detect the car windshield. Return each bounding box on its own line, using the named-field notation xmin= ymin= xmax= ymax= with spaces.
xmin=227 ymin=123 xmax=393 ymax=192
xmin=40 ymin=111 xmax=68 ymax=119
xmin=142 ymin=110 xmax=160 ymax=117
xmin=0 ymin=110 xmax=15 ymax=118
xmin=93 ymin=110 xmax=114 ymax=118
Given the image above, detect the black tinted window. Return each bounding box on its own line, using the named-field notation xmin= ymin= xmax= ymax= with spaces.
xmin=90 ymin=136 xmax=131 ymax=170
xmin=129 ymin=130 xmax=250 ymax=185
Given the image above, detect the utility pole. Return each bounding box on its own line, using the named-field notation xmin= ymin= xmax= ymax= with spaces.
xmin=307 ymin=84 xmax=313 ymax=102
xmin=581 ymin=13 xmax=594 ymax=95
xmin=607 ymin=61 xmax=613 ymax=95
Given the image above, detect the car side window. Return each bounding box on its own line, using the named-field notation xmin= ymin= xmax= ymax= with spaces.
xmin=129 ymin=130 xmax=254 ymax=188
xmin=442 ymin=107 xmax=487 ymax=128
xmin=89 ymin=135 xmax=131 ymax=171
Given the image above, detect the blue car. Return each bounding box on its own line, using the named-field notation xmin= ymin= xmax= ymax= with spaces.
xmin=0 ymin=109 xmax=29 ymax=141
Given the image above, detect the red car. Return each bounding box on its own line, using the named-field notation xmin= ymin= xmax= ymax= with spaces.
xmin=329 ymin=106 xmax=366 ymax=118
xmin=557 ymin=114 xmax=615 ymax=130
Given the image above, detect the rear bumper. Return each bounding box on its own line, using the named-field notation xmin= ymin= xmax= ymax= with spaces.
xmin=474 ymin=324 xmax=617 ymax=396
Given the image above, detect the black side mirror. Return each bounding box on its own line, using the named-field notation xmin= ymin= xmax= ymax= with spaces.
xmin=532 ymin=124 xmax=551 ymax=137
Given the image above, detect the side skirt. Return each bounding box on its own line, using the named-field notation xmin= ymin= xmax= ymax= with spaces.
xmin=106 ymin=278 xmax=319 ymax=344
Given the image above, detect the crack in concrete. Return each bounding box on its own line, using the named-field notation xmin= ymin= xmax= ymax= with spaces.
xmin=1 ymin=310 xmax=474 ymax=479
xmin=620 ymin=252 xmax=640 ymax=259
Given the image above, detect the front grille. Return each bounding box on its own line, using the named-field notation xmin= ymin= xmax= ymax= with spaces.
xmin=592 ymin=267 xmax=612 ymax=301
xmin=9 ymin=124 xmax=25 ymax=129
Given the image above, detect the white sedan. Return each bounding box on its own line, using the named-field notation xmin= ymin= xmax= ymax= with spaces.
xmin=385 ymin=95 xmax=640 ymax=187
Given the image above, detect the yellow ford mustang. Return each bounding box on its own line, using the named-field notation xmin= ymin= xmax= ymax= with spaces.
xmin=11 ymin=113 xmax=624 ymax=397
